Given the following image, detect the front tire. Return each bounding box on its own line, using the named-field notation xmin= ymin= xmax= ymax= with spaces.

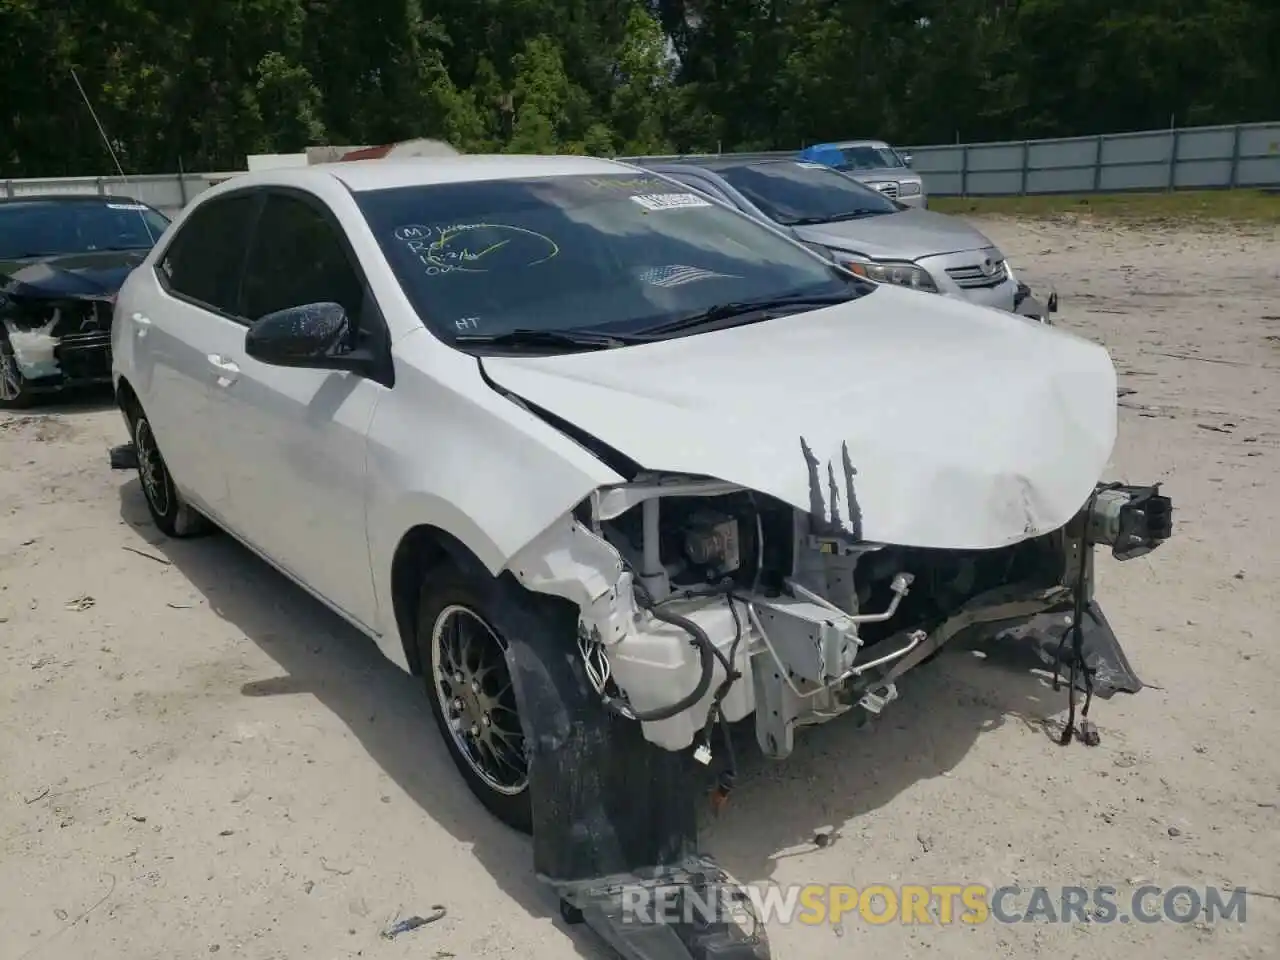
xmin=416 ymin=569 xmax=532 ymax=833
xmin=129 ymin=405 xmax=211 ymax=538
xmin=0 ymin=332 xmax=34 ymax=409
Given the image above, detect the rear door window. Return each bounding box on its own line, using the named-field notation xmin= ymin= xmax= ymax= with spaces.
xmin=158 ymin=193 xmax=259 ymax=314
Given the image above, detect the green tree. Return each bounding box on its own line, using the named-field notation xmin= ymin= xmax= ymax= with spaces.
xmin=252 ymin=52 xmax=326 ymax=152
xmin=610 ymin=4 xmax=672 ymax=154
xmin=2 ymin=0 xmax=1278 ymax=177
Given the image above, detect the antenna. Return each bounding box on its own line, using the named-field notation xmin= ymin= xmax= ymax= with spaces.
xmin=69 ymin=65 xmax=157 ymax=244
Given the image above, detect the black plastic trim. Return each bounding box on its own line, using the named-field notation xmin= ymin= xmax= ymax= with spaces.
xmin=474 ymin=356 xmax=643 ymax=479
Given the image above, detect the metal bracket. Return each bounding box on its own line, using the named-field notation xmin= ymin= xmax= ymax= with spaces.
xmin=857 ymin=682 xmax=898 ymax=714
xmin=750 ymin=596 xmax=859 ymax=686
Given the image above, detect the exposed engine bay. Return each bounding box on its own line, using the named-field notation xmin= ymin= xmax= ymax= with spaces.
xmin=504 ymin=471 xmax=1171 ymax=960
xmin=466 ymin=238 xmax=1170 ymax=960
xmin=513 ymin=473 xmax=1173 ymax=765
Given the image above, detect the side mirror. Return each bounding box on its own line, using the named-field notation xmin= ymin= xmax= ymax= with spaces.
xmin=244 ymin=302 xmax=366 ymax=372
xmin=901 ymin=153 xmax=913 ymax=167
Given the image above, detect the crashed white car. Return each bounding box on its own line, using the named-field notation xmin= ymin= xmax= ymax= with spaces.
xmin=111 ymin=155 xmax=1172 ymax=960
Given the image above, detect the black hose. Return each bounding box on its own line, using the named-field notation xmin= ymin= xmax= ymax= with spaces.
xmin=1054 ymin=486 xmax=1106 ymax=745
xmin=601 ymin=577 xmax=719 ymax=723
xmin=699 ymin=593 xmax=745 ymax=793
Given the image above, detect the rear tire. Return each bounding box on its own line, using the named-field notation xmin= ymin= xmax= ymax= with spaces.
xmin=129 ymin=405 xmax=211 ymax=538
xmin=416 ymin=568 xmax=533 ymax=833
xmin=0 ymin=332 xmax=35 ymax=410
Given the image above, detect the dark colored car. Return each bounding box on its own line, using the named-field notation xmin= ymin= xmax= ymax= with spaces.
xmin=1 ymin=194 xmax=170 ymax=408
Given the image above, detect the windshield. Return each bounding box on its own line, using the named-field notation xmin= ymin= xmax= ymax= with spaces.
xmin=355 ymin=172 xmax=867 ymax=344
xmin=0 ymin=199 xmax=170 ymax=260
xmin=712 ymin=161 xmax=899 ymax=225
xmin=835 ymin=145 xmax=905 ymax=170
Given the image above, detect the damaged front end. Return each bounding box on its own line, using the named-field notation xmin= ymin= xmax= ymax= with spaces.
xmin=1013 ymin=282 xmax=1059 ymax=324
xmin=0 ymin=291 xmax=116 ymax=405
xmin=1 ymin=241 xmax=152 ymax=406
xmin=504 ymin=472 xmax=1172 ymax=960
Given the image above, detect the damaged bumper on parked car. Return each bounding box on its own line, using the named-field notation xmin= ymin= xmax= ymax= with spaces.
xmin=1 ymin=250 xmax=147 ymax=404
xmin=470 ymin=293 xmax=1172 ymax=960
xmin=1 ymin=293 xmax=116 ymax=385
xmin=1013 ymin=281 xmax=1059 ymax=323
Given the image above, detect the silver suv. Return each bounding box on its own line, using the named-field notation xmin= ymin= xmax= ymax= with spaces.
xmin=635 ymin=156 xmax=1056 ymax=320
xmin=796 ymin=139 xmax=927 ymax=207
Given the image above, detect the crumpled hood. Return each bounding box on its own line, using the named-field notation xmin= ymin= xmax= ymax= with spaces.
xmin=482 ymin=285 xmax=1118 ymax=551
xmin=1 ymin=249 xmax=147 ymax=300
xmin=795 ymin=208 xmax=996 ymax=261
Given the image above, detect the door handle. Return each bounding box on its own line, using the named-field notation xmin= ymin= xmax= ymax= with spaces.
xmin=132 ymin=312 xmax=152 ymax=337
xmin=207 ymin=354 xmax=240 ymax=386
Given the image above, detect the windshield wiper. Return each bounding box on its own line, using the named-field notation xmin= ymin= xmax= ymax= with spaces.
xmin=640 ymin=292 xmax=857 ymax=336
xmin=786 ymin=210 xmax=882 ymax=226
xmin=453 ymin=327 xmax=650 ymax=351
xmin=825 ymin=209 xmax=885 ymax=222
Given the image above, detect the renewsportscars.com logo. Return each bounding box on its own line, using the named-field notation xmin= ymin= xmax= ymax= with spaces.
xmin=621 ymin=883 xmax=1250 ymax=927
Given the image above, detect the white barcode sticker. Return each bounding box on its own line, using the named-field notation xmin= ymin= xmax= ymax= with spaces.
xmin=107 ymin=202 xmax=148 ymax=211
xmin=630 ymin=193 xmax=711 ymax=211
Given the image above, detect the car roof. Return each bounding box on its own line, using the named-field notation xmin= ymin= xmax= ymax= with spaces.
xmin=212 ymin=155 xmax=640 ymax=195
xmin=645 ymin=156 xmax=802 ymax=174
xmin=820 ymin=140 xmax=892 ymax=150
xmin=0 ymin=193 xmax=146 ymax=206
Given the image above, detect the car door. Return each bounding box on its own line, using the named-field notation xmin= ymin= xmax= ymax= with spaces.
xmin=136 ymin=190 xmax=262 ymax=515
xmin=211 ymin=188 xmax=385 ymax=629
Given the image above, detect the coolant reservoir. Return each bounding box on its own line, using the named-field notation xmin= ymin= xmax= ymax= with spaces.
xmin=607 ymin=599 xmax=756 ymax=752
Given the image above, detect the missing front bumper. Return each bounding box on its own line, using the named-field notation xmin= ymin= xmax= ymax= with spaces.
xmin=747 ymin=480 xmax=1170 ymax=758
xmin=51 ymin=332 xmax=112 ymax=384
xmin=1013 ymin=282 xmax=1058 ymax=323
xmin=517 ymin=483 xmax=1170 ymax=960
xmin=749 ymin=581 xmax=1077 ymax=759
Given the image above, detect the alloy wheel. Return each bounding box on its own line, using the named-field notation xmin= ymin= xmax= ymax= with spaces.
xmin=134 ymin=417 xmax=172 ymax=517
xmin=430 ymin=604 xmax=527 ymax=795
xmin=0 ymin=341 xmax=24 ymax=402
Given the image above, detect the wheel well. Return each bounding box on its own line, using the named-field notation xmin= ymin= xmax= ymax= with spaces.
xmin=116 ymin=376 xmax=141 ymax=421
xmin=390 ymin=525 xmax=490 ymax=675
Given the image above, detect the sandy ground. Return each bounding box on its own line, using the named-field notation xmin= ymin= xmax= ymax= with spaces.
xmin=2 ymin=216 xmax=1279 ymax=960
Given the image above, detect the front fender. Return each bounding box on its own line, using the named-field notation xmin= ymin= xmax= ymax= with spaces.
xmin=364 ymin=331 xmax=624 ymax=654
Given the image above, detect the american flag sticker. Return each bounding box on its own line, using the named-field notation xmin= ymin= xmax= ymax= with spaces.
xmin=637 ymin=265 xmax=737 ymax=287
xmin=629 ymin=193 xmax=712 ymax=211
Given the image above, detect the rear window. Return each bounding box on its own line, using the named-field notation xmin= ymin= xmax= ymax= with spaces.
xmin=355 ymin=172 xmax=862 ymax=342
xmin=714 ymin=162 xmax=899 ymax=225
xmin=0 ymin=199 xmax=169 ymax=260
xmin=835 ymin=145 xmax=904 ymax=170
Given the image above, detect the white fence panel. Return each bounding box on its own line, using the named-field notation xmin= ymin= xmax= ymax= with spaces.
xmin=905 ymin=121 xmax=1280 ymax=196
xmin=4 ymin=122 xmax=1278 ymax=204
xmin=2 ymin=172 xmax=238 ymax=218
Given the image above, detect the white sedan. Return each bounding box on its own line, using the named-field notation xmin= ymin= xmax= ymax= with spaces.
xmin=111 ymin=154 xmax=1172 ymax=959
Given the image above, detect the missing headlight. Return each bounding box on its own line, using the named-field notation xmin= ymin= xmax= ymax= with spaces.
xmin=1086 ymin=483 xmax=1173 ymax=561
